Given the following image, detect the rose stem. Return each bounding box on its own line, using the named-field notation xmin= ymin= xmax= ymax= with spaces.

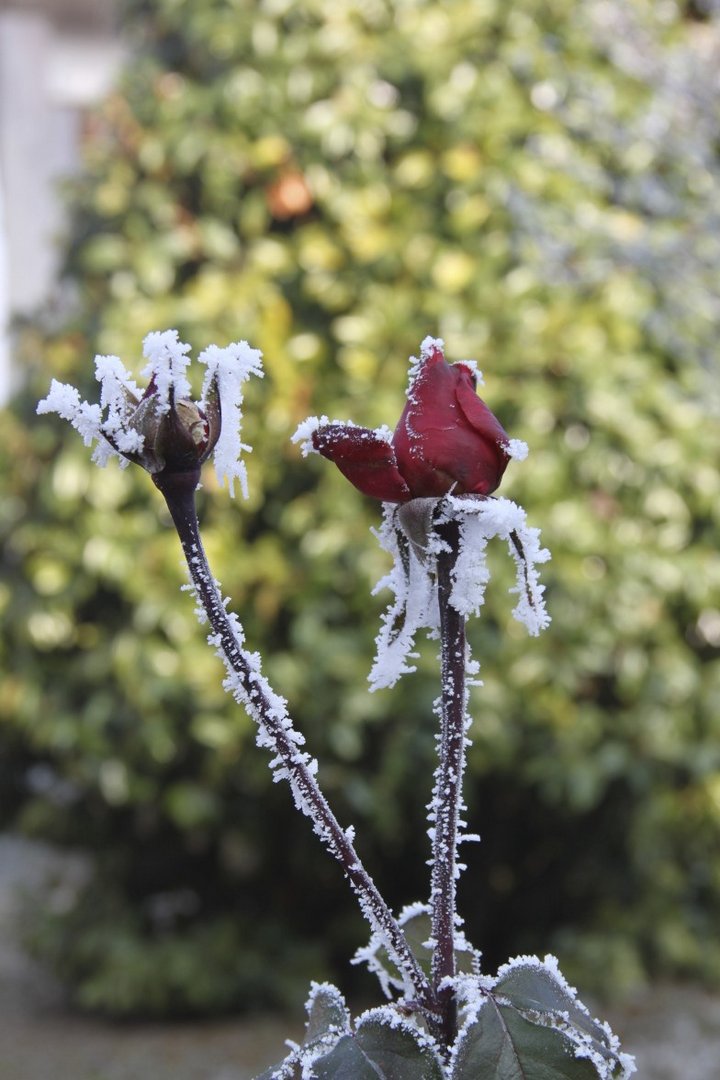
xmin=430 ymin=518 xmax=467 ymax=1048
xmin=154 ymin=470 xmax=437 ymax=1020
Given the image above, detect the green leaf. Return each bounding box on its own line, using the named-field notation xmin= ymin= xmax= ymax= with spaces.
xmin=254 ymin=1063 xmax=299 ymax=1080
xmin=304 ymin=982 xmax=351 ymax=1044
xmin=313 ymin=1012 xmax=444 ymax=1079
xmin=254 ymin=982 xmax=350 ymax=1079
xmin=495 ymin=961 xmax=608 ymax=1044
xmin=452 ymin=999 xmax=599 ymax=1080
xmin=361 ymin=906 xmax=476 ymax=988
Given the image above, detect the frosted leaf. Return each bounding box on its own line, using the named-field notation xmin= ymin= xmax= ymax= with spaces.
xmin=199 ymin=340 xmax=264 ymax=498
xmin=450 ymin=959 xmax=637 ymax=1080
xmin=352 ymin=901 xmax=432 ymax=1000
xmin=141 ymin=329 xmax=192 ymax=412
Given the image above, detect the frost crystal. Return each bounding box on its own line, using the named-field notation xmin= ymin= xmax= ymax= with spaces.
xmin=406 ymin=335 xmax=444 ymax=390
xmin=199 ymin=340 xmax=264 ymax=497
xmin=506 ymin=437 xmax=529 ymax=461
xmin=141 ymin=329 xmax=192 ymax=412
xmin=37 ymin=330 xmax=263 ymax=497
xmin=291 ymin=415 xmax=359 ymax=457
xmin=37 ymin=381 xmax=105 ymax=458
xmin=369 ymin=495 xmax=550 ymax=690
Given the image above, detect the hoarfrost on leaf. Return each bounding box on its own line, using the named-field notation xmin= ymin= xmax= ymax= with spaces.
xmin=369 ymin=504 xmax=438 ymax=691
xmin=37 ymin=380 xmax=111 ymax=463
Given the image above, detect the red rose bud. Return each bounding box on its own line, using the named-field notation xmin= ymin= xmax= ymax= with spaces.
xmin=393 ymin=340 xmax=510 ymax=499
xmin=301 ymin=339 xmax=518 ymax=503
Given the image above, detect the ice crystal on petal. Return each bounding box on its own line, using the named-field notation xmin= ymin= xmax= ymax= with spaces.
xmin=407 ymin=335 xmax=445 ymax=387
xmin=291 ymin=415 xmax=366 ymax=457
xmin=506 ymin=437 xmax=529 ymax=461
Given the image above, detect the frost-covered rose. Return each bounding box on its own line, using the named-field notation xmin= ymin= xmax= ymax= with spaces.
xmin=294 ymin=338 xmax=526 ymax=503
xmin=37 ymin=330 xmax=263 ymax=497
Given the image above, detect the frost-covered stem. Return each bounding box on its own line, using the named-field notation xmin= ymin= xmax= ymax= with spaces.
xmin=154 ymin=470 xmax=437 ymax=1020
xmin=430 ymin=519 xmax=466 ymax=1048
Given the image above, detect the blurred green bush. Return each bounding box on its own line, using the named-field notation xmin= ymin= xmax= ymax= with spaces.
xmin=2 ymin=0 xmax=720 ymax=1015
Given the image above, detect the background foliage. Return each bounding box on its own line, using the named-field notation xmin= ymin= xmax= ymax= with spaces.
xmin=2 ymin=0 xmax=720 ymax=1015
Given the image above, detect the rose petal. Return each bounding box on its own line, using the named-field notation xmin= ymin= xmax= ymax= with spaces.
xmin=394 ymin=356 xmax=510 ymax=497
xmin=313 ymin=424 xmax=411 ymax=502
xmin=454 ymin=367 xmax=510 ymax=447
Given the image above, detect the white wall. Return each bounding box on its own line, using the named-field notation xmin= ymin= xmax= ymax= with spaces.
xmin=0 ymin=2 xmax=123 ymax=402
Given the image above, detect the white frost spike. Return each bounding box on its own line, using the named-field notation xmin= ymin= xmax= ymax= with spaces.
xmin=445 ymin=495 xmax=551 ymax=636
xmin=199 ymin=340 xmax=264 ymax=498
xmin=141 ymin=329 xmax=192 ymax=413
xmin=36 ymin=380 xmax=111 ymax=464
xmin=94 ymin=355 xmax=144 ymax=459
xmin=369 ymin=504 xmax=438 ymax=691
xmin=369 ymin=494 xmax=550 ymax=690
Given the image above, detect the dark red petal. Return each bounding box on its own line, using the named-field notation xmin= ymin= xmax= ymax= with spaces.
xmin=454 ymin=368 xmax=510 ymax=448
xmin=393 ymin=361 xmax=511 ymax=497
xmin=313 ymin=424 xmax=411 ymax=502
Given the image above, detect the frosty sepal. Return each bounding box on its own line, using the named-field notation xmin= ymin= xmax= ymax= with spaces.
xmin=256 ymin=986 xmax=443 ymax=1080
xmin=369 ymin=494 xmax=551 ymax=690
xmin=352 ymin=902 xmax=478 ymax=1000
xmin=450 ymin=957 xmax=636 ymax=1080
